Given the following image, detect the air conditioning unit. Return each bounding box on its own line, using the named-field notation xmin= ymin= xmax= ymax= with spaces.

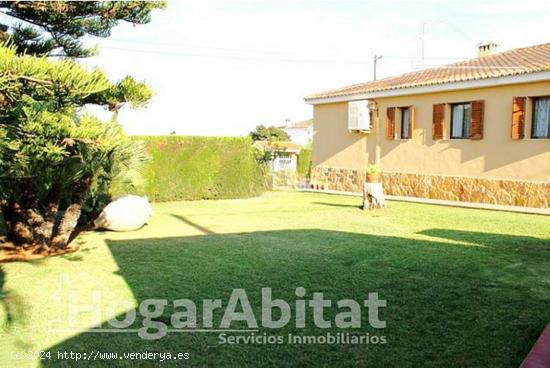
xmin=348 ymin=100 xmax=371 ymax=132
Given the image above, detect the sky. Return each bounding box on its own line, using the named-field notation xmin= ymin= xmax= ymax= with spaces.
xmin=43 ymin=1 xmax=550 ymax=136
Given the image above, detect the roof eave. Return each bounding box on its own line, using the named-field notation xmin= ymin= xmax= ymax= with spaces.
xmin=304 ymin=71 xmax=550 ymax=105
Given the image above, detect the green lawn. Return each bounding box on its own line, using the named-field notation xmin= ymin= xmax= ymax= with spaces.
xmin=1 ymin=191 xmax=549 ymax=367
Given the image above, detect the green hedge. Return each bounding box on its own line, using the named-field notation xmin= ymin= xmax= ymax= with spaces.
xmin=131 ymin=136 xmax=270 ymax=202
xmin=297 ymin=149 xmax=312 ymax=179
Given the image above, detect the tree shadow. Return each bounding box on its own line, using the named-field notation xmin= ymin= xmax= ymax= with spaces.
xmin=0 ymin=265 xmax=28 ymax=333
xmin=0 ymin=213 xmax=5 ymax=235
xmin=0 ymin=265 xmax=13 ymax=327
xmin=418 ymin=228 xmax=550 ymax=266
xmin=417 ymin=228 xmax=550 ymax=248
xmin=40 ymin=229 xmax=550 ymax=367
xmin=312 ymin=201 xmax=362 ymax=209
xmin=171 ymin=214 xmax=216 ymax=234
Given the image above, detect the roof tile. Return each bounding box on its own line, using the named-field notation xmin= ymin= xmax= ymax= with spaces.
xmin=306 ymin=43 xmax=550 ymax=101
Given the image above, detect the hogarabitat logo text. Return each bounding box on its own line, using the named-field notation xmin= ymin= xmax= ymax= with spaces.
xmin=51 ymin=283 xmax=387 ymax=341
xmin=219 ymin=332 xmax=387 ymax=345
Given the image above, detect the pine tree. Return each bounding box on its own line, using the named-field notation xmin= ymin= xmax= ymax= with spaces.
xmin=0 ymin=43 xmax=150 ymax=254
xmin=0 ymin=1 xmax=166 ymax=58
xmin=0 ymin=2 xmax=164 ymax=256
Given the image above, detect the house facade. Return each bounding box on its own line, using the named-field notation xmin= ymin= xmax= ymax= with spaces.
xmin=283 ymin=119 xmax=313 ymax=146
xmin=253 ymin=141 xmax=302 ymax=172
xmin=305 ymin=42 xmax=550 ymax=208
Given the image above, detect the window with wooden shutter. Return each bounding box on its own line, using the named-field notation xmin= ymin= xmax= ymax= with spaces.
xmin=470 ymin=100 xmax=484 ymax=140
xmin=451 ymin=103 xmax=471 ymax=139
xmin=398 ymin=106 xmax=414 ymax=139
xmin=511 ymin=97 xmax=526 ymax=140
xmin=386 ymin=107 xmax=395 ymax=139
xmin=532 ymin=97 xmax=550 ymax=139
xmin=432 ymin=104 xmax=445 ymax=140
xmin=400 ymin=107 xmax=411 ymax=139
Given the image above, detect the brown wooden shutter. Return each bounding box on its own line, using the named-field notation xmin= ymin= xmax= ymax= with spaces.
xmin=408 ymin=106 xmax=415 ymax=139
xmin=432 ymin=104 xmax=445 ymax=140
xmin=511 ymin=97 xmax=526 ymax=140
xmin=386 ymin=107 xmax=395 ymax=139
xmin=470 ymin=100 xmax=484 ymax=140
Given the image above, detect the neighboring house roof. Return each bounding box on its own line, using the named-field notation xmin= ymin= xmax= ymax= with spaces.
xmin=286 ymin=119 xmax=313 ymax=129
xmin=253 ymin=140 xmax=302 ymax=153
xmin=306 ymin=42 xmax=550 ymax=103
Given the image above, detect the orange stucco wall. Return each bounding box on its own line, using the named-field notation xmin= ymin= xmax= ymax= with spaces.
xmin=312 ymin=102 xmax=369 ymax=170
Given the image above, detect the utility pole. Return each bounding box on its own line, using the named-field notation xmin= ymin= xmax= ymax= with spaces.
xmin=373 ymin=55 xmax=383 ymax=81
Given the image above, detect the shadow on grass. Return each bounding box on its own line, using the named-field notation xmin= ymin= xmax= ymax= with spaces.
xmin=171 ymin=214 xmax=216 ymax=234
xmin=36 ymin=228 xmax=550 ymax=367
xmin=0 ymin=266 xmax=6 ymax=323
xmin=418 ymin=228 xmax=550 ymax=248
xmin=312 ymin=201 xmax=362 ymax=209
xmin=0 ymin=265 xmax=28 ymax=333
xmin=0 ymin=265 xmax=15 ymax=328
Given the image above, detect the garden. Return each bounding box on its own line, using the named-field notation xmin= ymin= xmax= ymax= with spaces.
xmin=0 ymin=2 xmax=549 ymax=367
xmin=1 ymin=191 xmax=550 ymax=367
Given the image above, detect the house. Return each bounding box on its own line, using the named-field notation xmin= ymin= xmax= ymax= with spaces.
xmin=283 ymin=119 xmax=313 ymax=145
xmin=305 ymin=42 xmax=550 ymax=208
xmin=253 ymin=141 xmax=302 ymax=172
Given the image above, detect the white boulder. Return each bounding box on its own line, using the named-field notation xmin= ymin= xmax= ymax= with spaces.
xmin=94 ymin=195 xmax=153 ymax=232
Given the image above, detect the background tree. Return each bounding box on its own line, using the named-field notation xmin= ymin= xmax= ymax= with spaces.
xmin=249 ymin=125 xmax=290 ymax=142
xmin=0 ymin=1 xmax=166 ymax=58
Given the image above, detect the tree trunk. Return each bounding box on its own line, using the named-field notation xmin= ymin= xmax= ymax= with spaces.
xmin=51 ymin=175 xmax=92 ymax=249
xmin=3 ymin=200 xmax=34 ymax=245
xmin=13 ymin=179 xmax=41 ymax=246
xmin=33 ymin=183 xmax=62 ymax=252
xmin=363 ymin=182 xmax=386 ymax=210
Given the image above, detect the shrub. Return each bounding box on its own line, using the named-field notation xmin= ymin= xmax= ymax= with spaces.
xmin=127 ymin=136 xmax=270 ymax=202
xmin=297 ymin=149 xmax=312 ymax=179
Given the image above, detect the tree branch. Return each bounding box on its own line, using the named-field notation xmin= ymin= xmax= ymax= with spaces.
xmin=17 ymin=75 xmax=53 ymax=85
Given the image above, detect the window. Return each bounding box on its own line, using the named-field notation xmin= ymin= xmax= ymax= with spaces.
xmin=532 ymin=97 xmax=550 ymax=138
xmin=451 ymin=103 xmax=471 ymax=139
xmin=401 ymin=107 xmax=411 ymax=139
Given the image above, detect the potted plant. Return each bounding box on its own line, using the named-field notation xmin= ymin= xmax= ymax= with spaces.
xmin=366 ymin=164 xmax=381 ymax=183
